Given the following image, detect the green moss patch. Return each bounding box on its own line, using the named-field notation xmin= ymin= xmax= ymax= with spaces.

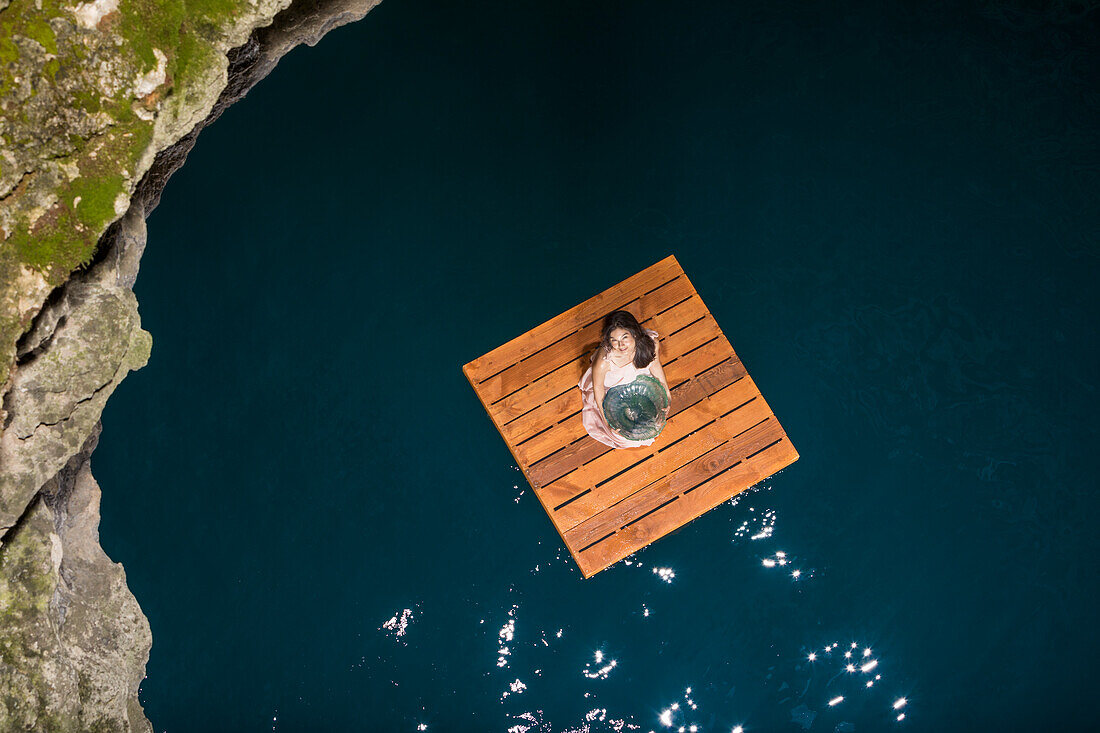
xmin=0 ymin=0 xmax=268 ymax=385
xmin=119 ymin=0 xmax=241 ymax=94
xmin=8 ymin=122 xmax=154 ymax=282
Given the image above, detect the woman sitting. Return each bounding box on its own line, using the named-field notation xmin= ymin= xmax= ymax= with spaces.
xmin=578 ymin=310 xmax=672 ymax=449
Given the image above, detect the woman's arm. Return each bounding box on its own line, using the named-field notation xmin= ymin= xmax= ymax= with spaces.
xmin=591 ymin=348 xmax=615 ymax=429
xmin=649 ymin=338 xmax=672 ymax=403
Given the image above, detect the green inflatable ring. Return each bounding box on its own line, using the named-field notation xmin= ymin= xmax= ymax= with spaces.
xmin=602 ymin=374 xmax=670 ymax=441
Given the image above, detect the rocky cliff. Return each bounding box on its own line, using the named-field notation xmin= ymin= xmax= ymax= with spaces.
xmin=0 ymin=0 xmax=380 ymax=727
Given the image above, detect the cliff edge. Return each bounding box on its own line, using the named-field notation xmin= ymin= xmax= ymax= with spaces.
xmin=0 ymin=0 xmax=380 ymax=727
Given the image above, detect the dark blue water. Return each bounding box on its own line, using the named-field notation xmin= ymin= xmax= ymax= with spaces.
xmin=95 ymin=1 xmax=1098 ymax=730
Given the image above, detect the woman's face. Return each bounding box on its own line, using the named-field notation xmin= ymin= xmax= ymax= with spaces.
xmin=608 ymin=328 xmax=634 ymax=354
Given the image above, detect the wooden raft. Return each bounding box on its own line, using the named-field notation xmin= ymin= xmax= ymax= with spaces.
xmin=463 ymin=255 xmax=799 ymax=578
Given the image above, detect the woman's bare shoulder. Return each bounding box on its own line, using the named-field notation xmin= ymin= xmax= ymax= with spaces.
xmin=592 ymin=345 xmax=609 ymax=370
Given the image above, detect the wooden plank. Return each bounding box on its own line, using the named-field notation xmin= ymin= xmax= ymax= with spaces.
xmin=551 ymin=394 xmax=774 ymax=534
xmin=548 ymin=386 xmax=772 ymax=532
xmin=527 ymin=357 xmax=748 ymax=487
xmin=657 ymin=317 xmax=725 ymax=369
xmin=646 ymin=294 xmax=711 ymax=342
xmin=536 ymin=375 xmax=761 ymax=513
xmin=555 ymin=423 xmax=726 ymax=532
xmin=665 ymin=332 xmax=735 ymax=386
xmin=483 ymin=283 xmax=707 ymax=427
xmin=464 ymin=255 xmax=682 ymax=383
xmin=565 ymin=417 xmax=788 ymax=552
xmin=488 ymin=355 xmax=592 ymax=424
xmin=512 ymin=317 xmax=735 ymax=466
xmin=510 ymin=319 xmax=726 ymax=462
xmin=501 ymin=391 xmax=584 ymax=447
xmin=504 ymin=311 xmax=725 ymax=460
xmin=533 ymin=390 xmax=732 ymax=514
xmin=497 ymin=295 xmax=711 ymax=446
xmin=575 ymin=438 xmax=799 ymax=576
xmin=478 ymin=275 xmax=697 ymax=405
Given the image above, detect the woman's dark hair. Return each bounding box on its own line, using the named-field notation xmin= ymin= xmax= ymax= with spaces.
xmin=599 ymin=310 xmax=656 ymax=368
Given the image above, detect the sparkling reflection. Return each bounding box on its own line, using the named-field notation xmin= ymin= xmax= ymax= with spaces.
xmin=728 ymin=484 xmax=780 ymax=539
xmin=379 ymin=608 xmax=414 ymax=643
xmin=655 ymin=688 xmax=708 ymax=731
xmin=497 ymin=606 xmax=517 ymax=668
xmin=653 ymin=567 xmax=676 ymax=583
xmin=403 ymin=477 xmax=916 ymax=731
xmin=788 ymin=638 xmax=914 ymax=725
xmin=583 ymin=649 xmax=618 ymax=680
xmin=756 ymin=547 xmax=814 ymax=582
xmin=501 ymin=678 xmax=527 ymax=701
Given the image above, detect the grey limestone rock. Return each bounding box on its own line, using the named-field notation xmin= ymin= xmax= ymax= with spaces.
xmin=0 ymin=424 xmax=152 ymax=732
xmin=0 ymin=0 xmax=382 ymax=726
xmin=1 ymin=208 xmax=152 ymax=538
